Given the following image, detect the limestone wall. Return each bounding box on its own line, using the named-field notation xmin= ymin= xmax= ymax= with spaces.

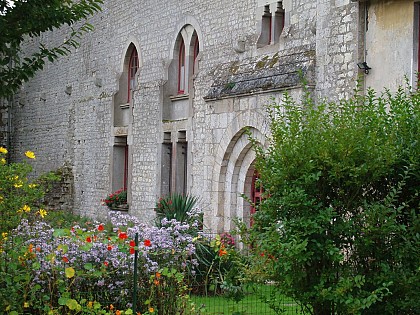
xmin=9 ymin=0 xmax=417 ymax=231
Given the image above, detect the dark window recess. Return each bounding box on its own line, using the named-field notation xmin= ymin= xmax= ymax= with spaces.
xmin=250 ymin=171 xmax=263 ymax=226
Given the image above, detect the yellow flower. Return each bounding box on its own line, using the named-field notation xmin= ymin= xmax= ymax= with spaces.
xmin=149 ymin=307 xmax=155 ymax=313
xmin=38 ymin=209 xmax=47 ymax=218
xmin=19 ymin=205 xmax=31 ymax=213
xmin=29 ymin=183 xmax=38 ymax=188
xmin=24 ymin=302 xmax=29 ymax=308
xmin=87 ymin=301 xmax=93 ymax=308
xmin=1 ymin=232 xmax=7 ymax=239
xmin=0 ymin=158 xmax=6 ymax=164
xmin=25 ymin=151 xmax=36 ymax=159
xmin=14 ymin=181 xmax=24 ymax=188
xmin=0 ymin=147 xmax=7 ymax=154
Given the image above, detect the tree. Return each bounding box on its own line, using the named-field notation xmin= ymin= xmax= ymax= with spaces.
xmin=0 ymin=0 xmax=103 ymax=98
xmin=250 ymin=85 xmax=420 ymax=314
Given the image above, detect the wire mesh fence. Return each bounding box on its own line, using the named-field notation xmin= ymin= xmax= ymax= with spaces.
xmin=189 ymin=283 xmax=303 ymax=315
xmin=74 ymin=283 xmax=303 ymax=315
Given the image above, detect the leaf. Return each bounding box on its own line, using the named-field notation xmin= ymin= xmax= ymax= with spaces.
xmin=65 ymin=267 xmax=75 ymax=278
xmin=58 ymin=297 xmax=68 ymax=306
xmin=53 ymin=229 xmax=68 ymax=237
xmin=66 ymin=299 xmax=80 ymax=310
xmin=84 ymin=263 xmax=93 ymax=270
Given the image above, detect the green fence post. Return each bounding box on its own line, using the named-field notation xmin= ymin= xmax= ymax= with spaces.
xmin=132 ymin=232 xmax=139 ymax=313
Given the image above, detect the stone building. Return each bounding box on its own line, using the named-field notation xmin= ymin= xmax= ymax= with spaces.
xmin=5 ymin=0 xmax=419 ymax=231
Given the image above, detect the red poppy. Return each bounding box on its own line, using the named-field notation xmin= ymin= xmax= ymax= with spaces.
xmin=119 ymin=232 xmax=128 ymax=240
xmin=107 ymin=244 xmax=113 ymax=251
xmin=62 ymin=256 xmax=69 ymax=263
xmin=130 ymin=247 xmax=135 ymax=255
xmin=104 ymin=261 xmax=109 ymax=267
xmin=98 ymin=224 xmax=104 ymax=231
xmin=144 ymin=239 xmax=151 ymax=247
xmin=129 ymin=240 xmax=135 ymax=247
xmin=86 ymin=236 xmax=92 ymax=243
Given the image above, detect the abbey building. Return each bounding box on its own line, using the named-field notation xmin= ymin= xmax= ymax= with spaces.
xmin=5 ymin=0 xmax=419 ymax=231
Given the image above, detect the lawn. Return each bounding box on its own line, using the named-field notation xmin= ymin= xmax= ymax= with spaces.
xmin=189 ymin=284 xmax=301 ymax=315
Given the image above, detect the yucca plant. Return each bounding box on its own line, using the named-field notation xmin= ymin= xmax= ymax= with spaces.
xmin=154 ymin=193 xmax=200 ymax=227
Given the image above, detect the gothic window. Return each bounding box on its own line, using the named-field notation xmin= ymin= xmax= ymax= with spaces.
xmin=128 ymin=48 xmax=139 ymax=102
xmin=111 ymin=43 xmax=140 ymax=205
xmin=166 ymin=25 xmax=200 ymax=97
xmin=193 ymin=36 xmax=200 ymax=74
xmin=178 ymin=39 xmax=186 ymax=94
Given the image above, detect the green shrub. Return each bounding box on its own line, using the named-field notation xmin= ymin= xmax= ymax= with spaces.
xmin=0 ymin=149 xmax=57 ymax=234
xmin=250 ymin=85 xmax=420 ymax=314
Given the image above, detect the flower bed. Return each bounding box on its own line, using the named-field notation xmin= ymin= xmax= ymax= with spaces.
xmin=0 ymin=210 xmax=202 ymax=314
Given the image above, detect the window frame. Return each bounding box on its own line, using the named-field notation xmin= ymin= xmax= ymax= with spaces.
xmin=178 ymin=39 xmax=186 ymax=94
xmin=127 ymin=48 xmax=139 ymax=103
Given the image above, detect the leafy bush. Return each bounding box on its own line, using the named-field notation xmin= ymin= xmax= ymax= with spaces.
xmin=250 ymin=85 xmax=420 ymax=314
xmin=190 ymin=233 xmax=247 ymax=304
xmin=0 ymin=148 xmax=58 ymax=234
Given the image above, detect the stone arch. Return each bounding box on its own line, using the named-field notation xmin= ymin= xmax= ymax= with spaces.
xmin=168 ymin=16 xmax=203 ymax=60
xmin=117 ymin=37 xmax=142 ymax=78
xmin=210 ymin=110 xmax=269 ymax=232
xmin=110 ymin=39 xmax=142 ymax=210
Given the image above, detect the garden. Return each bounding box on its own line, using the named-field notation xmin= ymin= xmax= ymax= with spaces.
xmin=1 ymin=84 xmax=419 ymax=314
xmin=0 ymin=152 xmax=295 ymax=315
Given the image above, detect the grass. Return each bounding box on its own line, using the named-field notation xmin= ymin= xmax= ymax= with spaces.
xmin=189 ymin=284 xmax=302 ymax=315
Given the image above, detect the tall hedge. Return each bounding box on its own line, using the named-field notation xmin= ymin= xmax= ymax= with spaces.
xmin=252 ymin=86 xmax=420 ymax=314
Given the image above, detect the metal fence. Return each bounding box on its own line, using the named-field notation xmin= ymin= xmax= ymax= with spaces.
xmin=189 ymin=283 xmax=303 ymax=315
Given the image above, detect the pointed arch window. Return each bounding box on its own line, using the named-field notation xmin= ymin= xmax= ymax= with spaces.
xmin=128 ymin=48 xmax=139 ymax=102
xmin=178 ymin=40 xmax=186 ymax=94
xmin=193 ymin=37 xmax=200 ymax=74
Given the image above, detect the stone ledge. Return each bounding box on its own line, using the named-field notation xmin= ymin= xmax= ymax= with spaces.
xmin=204 ymin=50 xmax=316 ymax=101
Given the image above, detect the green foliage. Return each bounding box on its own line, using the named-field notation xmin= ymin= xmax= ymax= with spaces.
xmin=191 ymin=234 xmax=247 ymax=305
xmin=0 ymin=0 xmax=103 ymax=98
xmin=155 ymin=193 xmax=200 ymax=227
xmin=250 ymin=85 xmax=420 ymax=314
xmin=0 ymin=148 xmax=58 ymax=233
